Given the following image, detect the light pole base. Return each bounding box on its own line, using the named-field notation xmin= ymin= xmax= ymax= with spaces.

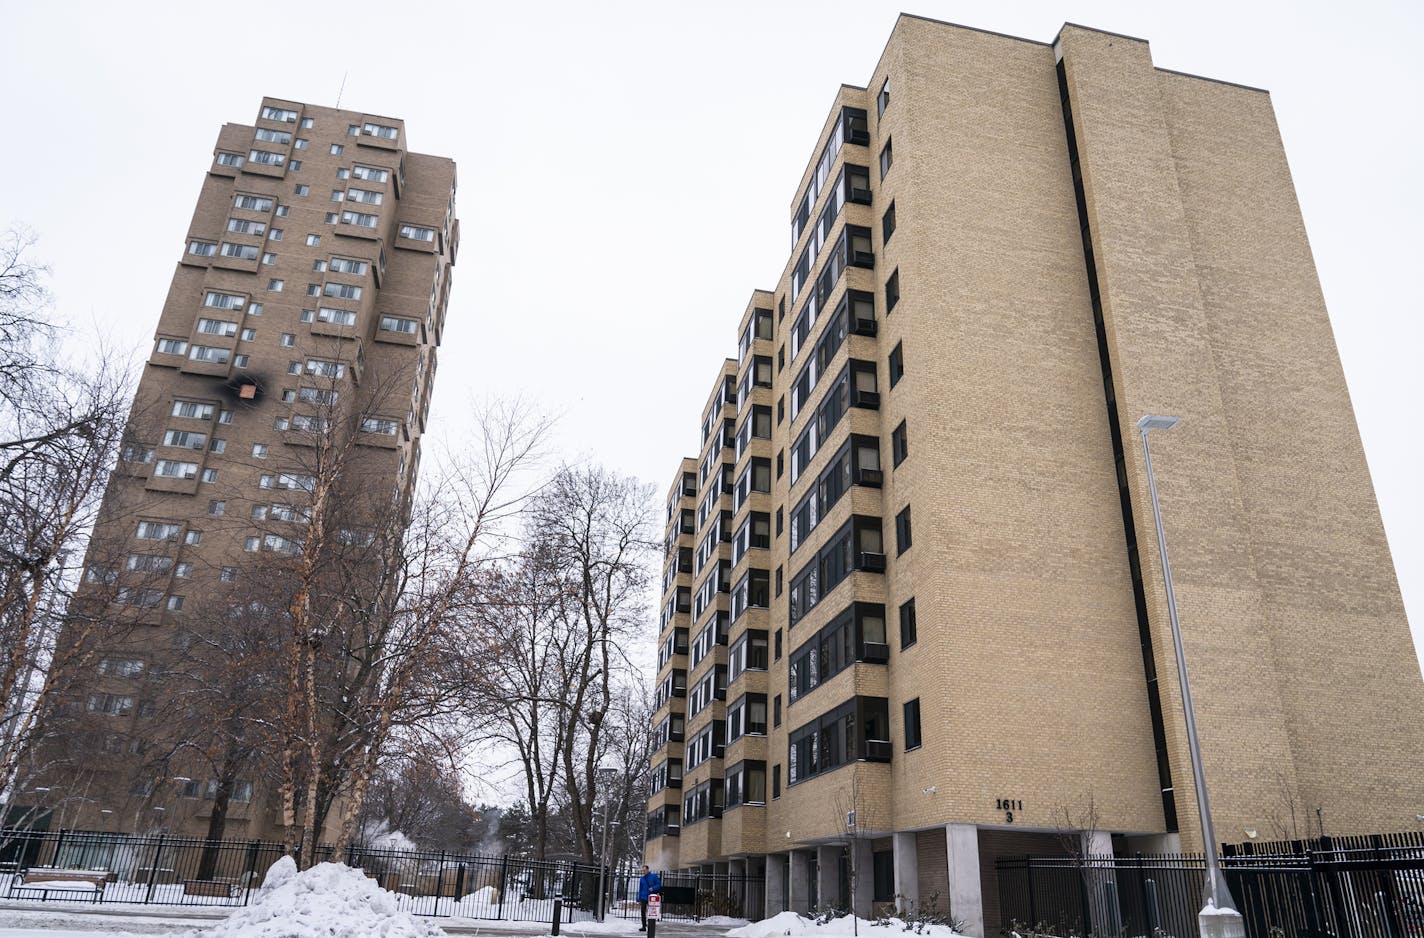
xmin=1199 ymin=903 xmax=1246 ymax=938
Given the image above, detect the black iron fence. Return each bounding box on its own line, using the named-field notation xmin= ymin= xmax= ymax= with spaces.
xmin=997 ymin=832 xmax=1424 ymax=938
xmin=0 ymin=828 xmax=762 ymax=923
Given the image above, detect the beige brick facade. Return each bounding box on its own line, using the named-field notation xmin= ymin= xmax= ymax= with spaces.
xmin=643 ymin=15 xmax=1424 ymax=932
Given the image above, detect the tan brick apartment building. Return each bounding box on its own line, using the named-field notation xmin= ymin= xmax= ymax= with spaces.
xmin=27 ymin=98 xmax=457 ymax=841
xmin=644 ymin=16 xmax=1424 ymax=935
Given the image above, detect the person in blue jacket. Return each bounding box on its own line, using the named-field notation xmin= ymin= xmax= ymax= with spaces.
xmin=637 ymin=865 xmax=662 ymax=931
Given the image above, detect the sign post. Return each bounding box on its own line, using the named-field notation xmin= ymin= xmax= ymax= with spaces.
xmin=647 ymin=894 xmax=662 ymax=938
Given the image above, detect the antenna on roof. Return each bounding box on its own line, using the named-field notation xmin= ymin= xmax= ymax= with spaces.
xmin=336 ymin=71 xmax=349 ymax=110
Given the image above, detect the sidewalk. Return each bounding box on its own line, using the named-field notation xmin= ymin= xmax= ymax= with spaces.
xmin=0 ymin=901 xmax=736 ymax=937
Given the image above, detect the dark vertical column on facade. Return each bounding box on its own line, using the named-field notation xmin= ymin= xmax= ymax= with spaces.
xmin=1055 ymin=58 xmax=1177 ymax=832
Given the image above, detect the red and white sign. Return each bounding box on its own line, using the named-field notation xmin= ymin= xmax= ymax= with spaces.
xmin=647 ymin=895 xmax=662 ymax=921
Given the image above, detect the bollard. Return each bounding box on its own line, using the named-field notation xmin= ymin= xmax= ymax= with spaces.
xmin=552 ymin=897 xmax=562 ymax=936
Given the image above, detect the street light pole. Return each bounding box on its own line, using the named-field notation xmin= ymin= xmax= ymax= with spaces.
xmin=595 ymin=767 xmax=618 ymax=922
xmin=1136 ymin=415 xmax=1243 ymax=938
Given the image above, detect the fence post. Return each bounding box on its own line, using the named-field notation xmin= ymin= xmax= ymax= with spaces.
xmin=498 ymin=855 xmax=509 ymax=920
xmin=144 ymin=833 xmax=166 ymax=904
xmin=455 ymin=863 xmax=467 ymax=910
xmin=1025 ymin=859 xmax=1038 ymax=928
xmin=243 ymin=840 xmax=260 ymax=906
xmin=52 ymin=828 xmax=67 ymax=867
xmin=552 ymin=896 xmax=562 ymax=935
xmin=1373 ymin=834 xmax=1404 ymax=938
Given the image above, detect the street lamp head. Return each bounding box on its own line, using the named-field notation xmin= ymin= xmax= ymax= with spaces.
xmin=1137 ymin=415 xmax=1181 ymax=433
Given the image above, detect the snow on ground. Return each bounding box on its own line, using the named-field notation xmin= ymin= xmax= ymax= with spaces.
xmin=727 ymin=912 xmax=961 ymax=938
xmin=0 ymin=906 xmax=211 ymax=935
xmin=182 ymin=856 xmax=445 ymax=937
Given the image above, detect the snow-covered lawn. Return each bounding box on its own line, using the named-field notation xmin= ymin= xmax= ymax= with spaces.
xmin=728 ymin=912 xmax=961 ymax=938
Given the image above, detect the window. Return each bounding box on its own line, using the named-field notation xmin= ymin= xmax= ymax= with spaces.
xmin=219 ymin=242 xmax=259 ymax=260
xmin=347 ymin=187 xmax=382 ymax=205
xmin=337 ymin=168 xmax=350 ymax=179
xmin=772 ymin=764 xmax=781 ymax=799
xmin=153 ymin=458 xmax=197 ymax=479
xmin=330 ymin=143 xmax=344 ymax=155
xmin=305 ymin=358 xmax=345 ymax=378
xmin=221 ymin=566 xmax=239 ymax=582
xmin=243 ymin=536 xmax=260 ymax=552
xmin=892 ymin=421 xmax=908 ymax=467
xmin=352 ymin=165 xmax=389 ymax=182
xmin=896 ymin=506 xmax=912 ymax=554
xmin=331 ymin=190 xmax=345 ymax=202
xmin=297 ymin=387 xmax=338 ymax=405
xmin=349 ymin=124 xmax=361 ymax=136
xmin=155 ymin=338 xmax=187 ymax=355
xmin=877 ymin=77 xmax=890 ymax=116
xmin=101 ymin=654 xmax=144 ymax=688
xmin=380 ymin=315 xmax=418 ymax=334
xmin=317 ymin=307 xmax=357 ymax=325
xmin=322 ymin=282 xmax=361 ymax=300
xmin=399 ymin=224 xmax=436 ymax=242
xmin=162 ymin=429 xmax=206 ymax=449
xmin=324 ymin=212 xmax=339 ymax=223
xmin=247 ymin=149 xmax=285 ymax=166
xmin=86 ymin=694 xmax=134 ymax=716
xmin=362 ymin=122 xmax=399 ymax=140
xmin=197 ymin=317 xmax=238 ymax=337
xmin=172 ymin=399 xmax=215 ymax=420
xmin=900 ymin=598 xmax=917 ymax=649
xmin=280 ymin=333 xmax=296 ymax=347
xmin=330 ymin=257 xmax=369 ymax=275
xmin=879 ymin=138 xmax=893 ymax=179
xmin=232 ymin=194 xmax=273 ymax=212
xmin=215 ymin=152 xmax=243 ymax=167
xmin=210 ymin=438 xmax=225 ymax=453
xmin=294 ymin=138 xmax=308 ymax=150
xmin=788 ymin=516 xmax=884 ymax=626
xmin=175 ymin=562 xmax=192 ymax=578
xmin=184 ymin=529 xmax=202 ymax=546
xmin=187 ymin=240 xmax=216 ymax=257
xmin=788 ymin=602 xmax=888 ymax=703
xmin=208 ymin=499 xmax=225 ymax=516
xmin=275 ymin=205 xmax=289 ymax=217
xmin=218 ymin=409 xmax=232 ymax=424
xmin=886 ymin=268 xmax=900 ymax=313
xmin=904 ymin=698 xmax=922 ymax=750
xmin=268 ymin=279 xmax=284 ymax=291
xmin=289 ymin=160 xmax=302 ymax=171
xmin=889 ymin=342 xmax=904 ymax=387
xmin=261 ymin=105 xmax=298 ymax=123
xmin=361 ymin=417 xmax=399 ymax=435
xmin=773 ymin=694 xmax=782 ymax=728
xmin=882 ymin=201 xmax=896 ymax=243
xmin=268 ymin=229 xmax=283 ymax=242
xmin=227 ymin=218 xmax=266 ymax=235
xmin=251 ymin=443 xmax=268 ymax=458
xmin=341 ymin=210 xmax=379 ymax=228
xmin=136 ymin=521 xmax=180 ymax=541
xmin=254 ymin=127 xmax=290 ymax=144
xmin=188 ymin=344 xmax=231 ymax=365
xmin=306 ymin=234 xmax=320 ymax=246
xmin=264 ymin=252 xmax=279 ymax=265
xmin=249 ymin=303 xmax=263 ymax=316
xmin=788 ymin=696 xmax=891 ymax=785
xmin=126 ymin=554 xmax=173 ymax=574
xmin=167 ymin=595 xmax=184 ymax=611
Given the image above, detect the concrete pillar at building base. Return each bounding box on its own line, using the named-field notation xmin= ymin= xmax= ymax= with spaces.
xmin=789 ymin=850 xmax=811 ymax=915
xmin=892 ymin=831 xmax=919 ymax=916
xmin=766 ymin=853 xmax=787 ymax=918
xmin=816 ymin=845 xmax=841 ymax=910
xmin=852 ymin=838 xmax=874 ymax=918
xmin=945 ymin=824 xmax=985 ymax=938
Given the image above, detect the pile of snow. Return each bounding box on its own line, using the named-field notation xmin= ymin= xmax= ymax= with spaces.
xmin=184 ymin=856 xmax=445 ymax=938
xmin=728 ymin=912 xmax=961 ymax=938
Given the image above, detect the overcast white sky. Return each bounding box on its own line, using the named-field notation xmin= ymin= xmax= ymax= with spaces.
xmin=3 ymin=0 xmax=1420 ymax=683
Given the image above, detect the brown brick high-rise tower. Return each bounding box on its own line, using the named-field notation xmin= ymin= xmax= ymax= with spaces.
xmin=644 ymin=17 xmax=1424 ymax=936
xmin=33 ymin=98 xmax=457 ymax=842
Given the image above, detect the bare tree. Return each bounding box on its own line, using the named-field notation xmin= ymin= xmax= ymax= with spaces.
xmin=256 ymin=381 xmax=546 ymax=864
xmin=528 ymin=466 xmax=656 ymax=866
xmin=0 ymin=228 xmax=139 ymax=832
